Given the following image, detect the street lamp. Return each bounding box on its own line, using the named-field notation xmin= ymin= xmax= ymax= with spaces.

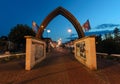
xmin=68 ymin=29 xmax=72 ymax=40
xmin=46 ymin=29 xmax=51 ymax=52
xmin=68 ymin=29 xmax=72 ymax=33
xmin=47 ymin=29 xmax=51 ymax=33
xmin=47 ymin=29 xmax=51 ymax=38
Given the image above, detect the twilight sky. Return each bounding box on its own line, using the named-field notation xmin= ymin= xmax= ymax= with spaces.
xmin=0 ymin=0 xmax=120 ymax=42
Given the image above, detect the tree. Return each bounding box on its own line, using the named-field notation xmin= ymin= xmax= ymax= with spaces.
xmin=96 ymin=35 xmax=102 ymax=43
xmin=0 ymin=36 xmax=8 ymax=52
xmin=113 ymin=28 xmax=120 ymax=43
xmin=96 ymin=35 xmax=103 ymax=52
xmin=113 ymin=27 xmax=119 ymax=38
xmin=8 ymin=24 xmax=35 ymax=52
xmin=96 ymin=28 xmax=120 ymax=54
xmin=101 ymin=39 xmax=117 ymax=54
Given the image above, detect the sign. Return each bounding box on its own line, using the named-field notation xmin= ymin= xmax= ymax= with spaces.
xmin=76 ymin=41 xmax=86 ymax=59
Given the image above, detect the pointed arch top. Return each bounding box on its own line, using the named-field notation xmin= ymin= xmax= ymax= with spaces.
xmin=36 ymin=6 xmax=85 ymax=39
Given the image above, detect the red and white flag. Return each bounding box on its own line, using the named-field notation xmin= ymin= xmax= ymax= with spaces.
xmin=82 ymin=19 xmax=91 ymax=31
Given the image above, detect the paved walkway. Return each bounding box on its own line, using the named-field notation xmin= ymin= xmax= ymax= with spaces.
xmin=0 ymin=48 xmax=119 ymax=84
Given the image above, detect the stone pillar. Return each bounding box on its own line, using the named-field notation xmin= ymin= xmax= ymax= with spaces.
xmin=25 ymin=36 xmax=33 ymax=70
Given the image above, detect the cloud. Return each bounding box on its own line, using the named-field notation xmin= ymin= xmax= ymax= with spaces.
xmin=85 ymin=23 xmax=120 ymax=35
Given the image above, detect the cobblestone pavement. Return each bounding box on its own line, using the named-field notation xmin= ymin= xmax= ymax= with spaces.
xmin=0 ymin=48 xmax=119 ymax=84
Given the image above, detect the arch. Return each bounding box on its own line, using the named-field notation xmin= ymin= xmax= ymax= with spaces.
xmin=36 ymin=6 xmax=85 ymax=39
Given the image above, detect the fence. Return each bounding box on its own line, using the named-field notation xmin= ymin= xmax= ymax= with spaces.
xmin=97 ymin=53 xmax=120 ymax=57
xmin=97 ymin=53 xmax=120 ymax=62
xmin=0 ymin=53 xmax=25 ymax=58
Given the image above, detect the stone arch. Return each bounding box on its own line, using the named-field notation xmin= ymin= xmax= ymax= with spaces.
xmin=36 ymin=6 xmax=85 ymax=39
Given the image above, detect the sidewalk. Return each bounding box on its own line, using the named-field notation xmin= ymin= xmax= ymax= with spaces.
xmin=0 ymin=48 xmax=119 ymax=84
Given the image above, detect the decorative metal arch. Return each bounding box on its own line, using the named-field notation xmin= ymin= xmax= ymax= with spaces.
xmin=36 ymin=6 xmax=85 ymax=39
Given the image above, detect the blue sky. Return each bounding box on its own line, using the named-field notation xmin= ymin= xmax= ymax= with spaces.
xmin=0 ymin=0 xmax=120 ymax=42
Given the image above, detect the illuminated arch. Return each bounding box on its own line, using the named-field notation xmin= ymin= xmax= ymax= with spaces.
xmin=36 ymin=6 xmax=85 ymax=39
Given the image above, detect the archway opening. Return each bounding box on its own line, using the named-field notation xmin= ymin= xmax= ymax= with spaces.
xmin=36 ymin=7 xmax=85 ymax=39
xmin=42 ymin=15 xmax=78 ymax=43
xmin=34 ymin=7 xmax=89 ymax=69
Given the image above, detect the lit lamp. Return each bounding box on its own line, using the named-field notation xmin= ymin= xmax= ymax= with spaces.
xmin=46 ymin=29 xmax=51 ymax=52
xmin=47 ymin=29 xmax=51 ymax=38
xmin=47 ymin=29 xmax=51 ymax=33
xmin=68 ymin=29 xmax=72 ymax=40
xmin=68 ymin=29 xmax=72 ymax=33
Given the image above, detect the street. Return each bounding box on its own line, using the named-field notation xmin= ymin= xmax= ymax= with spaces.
xmin=0 ymin=48 xmax=119 ymax=84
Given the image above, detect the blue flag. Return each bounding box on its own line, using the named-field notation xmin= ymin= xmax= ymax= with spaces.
xmin=32 ymin=21 xmax=39 ymax=33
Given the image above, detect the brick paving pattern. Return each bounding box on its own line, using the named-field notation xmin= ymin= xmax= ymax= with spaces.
xmin=0 ymin=48 xmax=119 ymax=84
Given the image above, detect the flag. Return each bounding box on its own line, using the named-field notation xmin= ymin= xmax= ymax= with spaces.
xmin=82 ymin=19 xmax=91 ymax=31
xmin=32 ymin=21 xmax=39 ymax=33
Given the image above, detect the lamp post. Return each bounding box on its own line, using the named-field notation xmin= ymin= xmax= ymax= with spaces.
xmin=68 ymin=29 xmax=72 ymax=40
xmin=46 ymin=29 xmax=51 ymax=52
xmin=47 ymin=29 xmax=51 ymax=38
xmin=67 ymin=29 xmax=73 ymax=52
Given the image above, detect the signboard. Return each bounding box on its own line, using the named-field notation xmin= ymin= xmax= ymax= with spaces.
xmin=74 ymin=36 xmax=97 ymax=70
xmin=76 ymin=41 xmax=86 ymax=59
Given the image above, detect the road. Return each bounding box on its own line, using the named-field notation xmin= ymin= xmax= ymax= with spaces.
xmin=0 ymin=47 xmax=119 ymax=84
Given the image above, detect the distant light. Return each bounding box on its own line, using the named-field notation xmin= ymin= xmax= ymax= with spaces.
xmin=41 ymin=25 xmax=44 ymax=28
xmin=32 ymin=21 xmax=36 ymax=26
xmin=47 ymin=29 xmax=51 ymax=33
xmin=59 ymin=38 xmax=62 ymax=40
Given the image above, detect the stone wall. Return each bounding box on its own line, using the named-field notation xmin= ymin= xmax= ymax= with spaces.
xmin=74 ymin=36 xmax=97 ymax=70
xmin=25 ymin=36 xmax=46 ymax=70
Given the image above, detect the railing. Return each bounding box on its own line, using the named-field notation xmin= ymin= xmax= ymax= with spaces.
xmin=0 ymin=53 xmax=25 ymax=58
xmin=110 ymin=54 xmax=120 ymax=57
xmin=97 ymin=53 xmax=120 ymax=57
xmin=96 ymin=53 xmax=108 ymax=56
